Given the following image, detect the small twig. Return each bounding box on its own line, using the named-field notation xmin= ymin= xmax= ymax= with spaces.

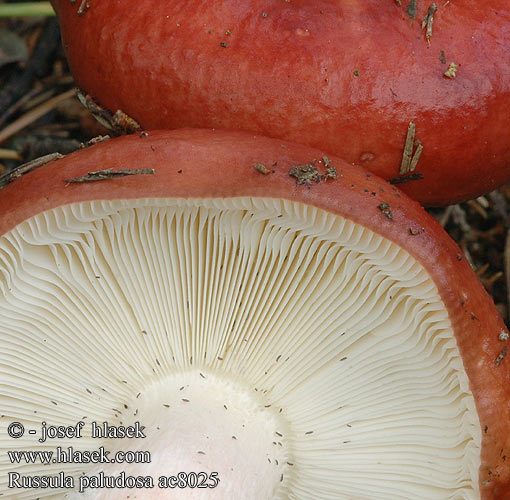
xmin=400 ymin=122 xmax=415 ymax=174
xmin=399 ymin=123 xmax=424 ymax=175
xmin=409 ymin=140 xmax=423 ymax=172
xmin=467 ymin=199 xmax=488 ymax=220
xmin=77 ymin=92 xmax=141 ymax=135
xmin=0 ymin=19 xmax=61 ymax=118
xmin=0 ymin=75 xmax=74 ymax=127
xmin=0 ymin=149 xmax=22 ymax=161
xmin=22 ymin=89 xmax=59 ymax=113
xmin=0 ymin=87 xmax=41 ymax=127
xmin=439 ymin=205 xmax=454 ymax=227
xmin=0 ymin=89 xmax=76 ymax=145
xmin=489 ymin=191 xmax=510 ymax=229
xmin=451 ymin=205 xmax=472 ymax=236
xmin=20 ymin=137 xmax=81 ymax=162
xmin=77 ymin=0 xmax=91 ymax=16
xmin=475 ymin=262 xmax=490 ymax=278
xmin=476 ymin=195 xmax=490 ymax=209
xmin=460 ymin=241 xmax=475 ymax=270
xmin=80 ymin=135 xmax=110 ymax=149
xmin=483 ymin=272 xmax=503 ymax=288
xmin=65 ymin=168 xmax=155 ymax=183
xmin=0 ymin=153 xmax=64 ymax=189
xmin=389 ymin=172 xmax=424 ymax=184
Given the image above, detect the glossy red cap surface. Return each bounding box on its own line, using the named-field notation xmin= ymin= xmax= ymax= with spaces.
xmin=51 ymin=0 xmax=510 ymax=206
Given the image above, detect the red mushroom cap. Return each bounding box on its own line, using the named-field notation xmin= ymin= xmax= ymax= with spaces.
xmin=0 ymin=129 xmax=508 ymax=498
xmin=51 ymin=0 xmax=510 ymax=206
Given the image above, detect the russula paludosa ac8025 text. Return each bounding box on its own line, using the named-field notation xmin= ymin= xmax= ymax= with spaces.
xmin=0 ymin=129 xmax=508 ymax=499
xmin=50 ymin=0 xmax=510 ymax=206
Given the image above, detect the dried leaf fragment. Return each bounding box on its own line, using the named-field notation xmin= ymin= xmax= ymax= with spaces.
xmin=77 ymin=91 xmax=141 ymax=134
xmin=289 ymin=163 xmax=320 ymax=186
xmin=322 ymin=166 xmax=338 ymax=181
xmin=254 ymin=163 xmax=270 ymax=175
xmin=422 ymin=4 xmax=437 ymax=41
xmin=112 ymin=110 xmax=142 ymax=134
xmin=444 ymin=62 xmax=458 ymax=78
xmin=378 ymin=202 xmax=394 ymax=220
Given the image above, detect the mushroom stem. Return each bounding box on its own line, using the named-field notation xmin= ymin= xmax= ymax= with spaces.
xmin=67 ymin=372 xmax=290 ymax=499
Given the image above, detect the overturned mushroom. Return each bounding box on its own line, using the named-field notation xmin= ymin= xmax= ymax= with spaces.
xmin=0 ymin=130 xmax=508 ymax=499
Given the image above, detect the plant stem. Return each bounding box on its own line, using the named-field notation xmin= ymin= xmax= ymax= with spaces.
xmin=0 ymin=2 xmax=55 ymax=17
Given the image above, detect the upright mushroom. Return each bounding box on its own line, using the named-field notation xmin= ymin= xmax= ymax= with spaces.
xmin=50 ymin=0 xmax=510 ymax=205
xmin=0 ymin=130 xmax=508 ymax=499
